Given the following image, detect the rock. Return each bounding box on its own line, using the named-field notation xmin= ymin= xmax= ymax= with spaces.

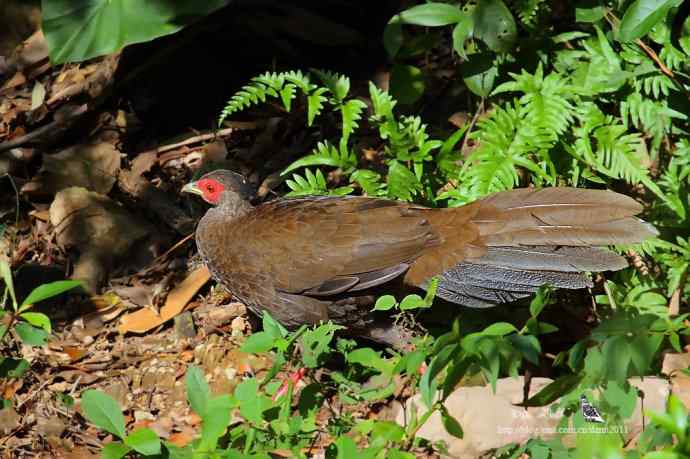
xmin=22 ymin=142 xmax=121 ymax=196
xmin=392 ymin=376 xmax=670 ymax=459
xmin=49 ymin=187 xmax=151 ymax=292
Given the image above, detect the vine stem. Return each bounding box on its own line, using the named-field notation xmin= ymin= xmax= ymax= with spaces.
xmin=459 ymin=98 xmax=485 ymax=159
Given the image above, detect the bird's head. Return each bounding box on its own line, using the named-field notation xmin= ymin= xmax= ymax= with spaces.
xmin=182 ymin=169 xmax=254 ymax=206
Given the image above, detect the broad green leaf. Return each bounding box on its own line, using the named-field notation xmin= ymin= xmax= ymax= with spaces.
xmin=440 ymin=406 xmax=464 ymax=439
xmin=667 ymin=394 xmax=688 ymax=435
xmin=400 ymin=294 xmax=427 ymax=310
xmin=371 ymin=420 xmax=405 ymax=443
xmin=19 ymin=312 xmax=51 ymax=333
xmin=262 ymin=310 xmax=287 ymax=339
xmin=482 ymin=322 xmax=517 ymax=336
xmin=199 ymin=394 xmax=234 ymax=451
xmin=461 ymin=52 xmax=498 ymax=97
xmin=452 ymin=14 xmax=474 ymax=59
xmin=81 ymin=390 xmax=126 ymax=438
xmin=383 ymin=17 xmax=404 ymax=57
xmin=390 ymin=64 xmax=425 ymax=105
xmin=0 ymin=358 xmax=29 ymax=378
xmin=15 ymin=322 xmax=48 ymax=346
xmin=101 ymin=442 xmax=131 ymax=459
xmin=398 ymin=3 xmax=465 ymax=26
xmin=42 ymin=0 xmax=230 ymax=64
xmin=618 ymin=0 xmax=676 ymax=42
xmin=186 ymin=365 xmax=210 ymax=417
xmin=335 ymin=436 xmax=359 ymax=458
xmin=124 ymin=428 xmax=160 ymax=456
xmin=603 ymin=336 xmax=631 ymax=384
xmin=373 ymin=295 xmax=397 ymax=311
xmin=20 ymin=280 xmax=81 ymax=309
xmin=576 ymin=1 xmax=606 ymax=23
xmin=388 ymin=449 xmax=416 ymax=459
xmin=507 ymin=334 xmax=541 ymax=365
xmin=519 ymin=373 xmax=584 ymax=407
xmin=347 ymin=348 xmax=387 ymax=373
xmin=240 ymin=331 xmax=275 ymax=354
xmin=421 ymin=344 xmax=458 ymax=407
xmin=235 ymin=378 xmax=263 ymax=424
xmin=473 ymin=0 xmax=516 ymax=52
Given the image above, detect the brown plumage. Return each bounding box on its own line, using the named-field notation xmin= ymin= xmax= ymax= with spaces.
xmin=182 ymin=170 xmax=657 ymax=336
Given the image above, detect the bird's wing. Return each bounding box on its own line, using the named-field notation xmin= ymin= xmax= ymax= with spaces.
xmin=199 ymin=196 xmax=447 ymax=303
xmin=241 ymin=196 xmax=441 ymax=294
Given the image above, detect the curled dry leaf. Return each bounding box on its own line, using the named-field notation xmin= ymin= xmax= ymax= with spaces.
xmin=49 ymin=187 xmax=151 ymax=292
xmin=118 ymin=266 xmax=211 ymax=334
xmin=23 ymin=142 xmax=121 ymax=196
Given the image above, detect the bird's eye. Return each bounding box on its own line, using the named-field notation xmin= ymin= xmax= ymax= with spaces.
xmin=206 ymin=184 xmax=215 ymax=192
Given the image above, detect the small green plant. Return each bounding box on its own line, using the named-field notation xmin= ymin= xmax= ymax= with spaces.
xmin=1 ymin=259 xmax=81 ymax=381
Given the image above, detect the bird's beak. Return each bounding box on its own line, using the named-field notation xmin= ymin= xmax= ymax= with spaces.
xmin=181 ymin=182 xmax=203 ymax=196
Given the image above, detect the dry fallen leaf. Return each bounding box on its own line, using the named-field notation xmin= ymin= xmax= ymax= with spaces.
xmin=168 ymin=431 xmax=195 ymax=447
xmin=118 ymin=266 xmax=211 ymax=334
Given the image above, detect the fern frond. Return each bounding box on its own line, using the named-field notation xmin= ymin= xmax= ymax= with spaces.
xmin=282 ymin=142 xmax=357 ymax=176
xmin=340 ymin=99 xmax=368 ymax=148
xmin=312 ymin=69 xmax=351 ymax=101
xmin=511 ymin=0 xmax=547 ymax=26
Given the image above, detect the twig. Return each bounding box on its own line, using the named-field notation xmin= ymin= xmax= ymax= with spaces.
xmin=459 ymin=98 xmax=485 ymax=158
xmin=605 ymin=10 xmax=690 ymax=103
xmin=142 ymin=127 xmax=237 ymax=156
xmin=0 ymin=104 xmax=88 ymax=153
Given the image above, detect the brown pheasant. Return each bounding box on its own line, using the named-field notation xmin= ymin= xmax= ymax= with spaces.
xmin=182 ymin=170 xmax=657 ymax=340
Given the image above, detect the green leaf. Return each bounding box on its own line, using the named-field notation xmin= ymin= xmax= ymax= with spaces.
xmin=124 ymin=428 xmax=160 ymax=456
xmin=421 ymin=344 xmax=458 ymax=407
xmin=19 ymin=312 xmax=51 ymax=333
xmin=81 ymin=390 xmax=126 ymax=439
xmin=335 ymin=436 xmax=359 ymax=458
xmin=398 ymin=3 xmax=465 ymax=26
xmin=235 ymin=378 xmax=263 ymax=424
xmin=575 ymin=1 xmax=606 ymax=23
xmin=390 ymin=64 xmax=425 ymax=105
xmin=42 ymin=0 xmax=230 ymax=64
xmin=15 ymin=322 xmax=48 ymax=346
xmin=618 ymin=0 xmax=676 ymax=42
xmin=262 ymin=310 xmax=288 ymax=339
xmin=101 ymin=442 xmax=131 ymax=459
xmin=482 ymin=322 xmax=517 ymax=336
xmin=199 ymin=394 xmax=234 ymax=451
xmin=452 ymin=14 xmax=474 ymax=60
xmin=0 ymin=259 xmax=17 ymax=310
xmin=186 ymin=366 xmax=210 ymax=417
xmin=347 ymin=348 xmax=387 ymax=372
xmin=0 ymin=358 xmax=29 ymax=379
xmin=399 ymin=294 xmax=427 ymax=310
xmin=473 ymin=0 xmax=516 ymax=52
xmin=388 ymin=449 xmax=416 ymax=459
xmin=519 ymin=373 xmax=584 ymax=407
xmin=20 ymin=280 xmax=81 ymax=309
xmin=373 ymin=295 xmax=397 ymax=311
xmin=461 ymin=52 xmax=498 ymax=97
xmin=383 ymin=17 xmax=404 ymax=57
xmin=440 ymin=405 xmax=464 ymax=439
xmin=240 ymin=331 xmax=275 ymax=354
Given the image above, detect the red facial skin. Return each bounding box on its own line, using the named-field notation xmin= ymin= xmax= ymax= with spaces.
xmin=196 ymin=178 xmax=225 ymax=205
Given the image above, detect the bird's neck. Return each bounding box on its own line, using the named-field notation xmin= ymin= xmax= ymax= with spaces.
xmin=216 ymin=191 xmax=254 ymax=219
